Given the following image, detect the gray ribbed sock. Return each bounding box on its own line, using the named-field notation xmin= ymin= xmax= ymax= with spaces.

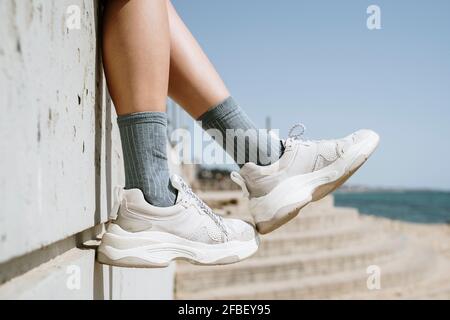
xmin=118 ymin=112 xmax=177 ymax=207
xmin=198 ymin=97 xmax=283 ymax=167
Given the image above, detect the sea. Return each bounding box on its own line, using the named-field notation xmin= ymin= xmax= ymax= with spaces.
xmin=334 ymin=190 xmax=450 ymax=224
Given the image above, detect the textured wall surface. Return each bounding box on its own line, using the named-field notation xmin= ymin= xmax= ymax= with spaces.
xmin=0 ymin=0 xmax=174 ymax=300
xmin=0 ymin=0 xmax=108 ymax=262
xmin=0 ymin=248 xmax=175 ymax=300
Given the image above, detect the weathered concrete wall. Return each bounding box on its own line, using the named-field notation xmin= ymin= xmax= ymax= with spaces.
xmin=0 ymin=0 xmax=174 ymax=299
xmin=0 ymin=0 xmax=106 ymax=263
xmin=0 ymin=248 xmax=175 ymax=300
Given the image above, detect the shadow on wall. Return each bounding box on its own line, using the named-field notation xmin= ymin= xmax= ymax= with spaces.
xmin=92 ymin=1 xmax=115 ymax=300
xmin=94 ymin=0 xmax=110 ymax=226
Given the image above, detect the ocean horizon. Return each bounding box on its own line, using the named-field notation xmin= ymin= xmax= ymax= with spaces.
xmin=334 ymin=190 xmax=450 ymax=224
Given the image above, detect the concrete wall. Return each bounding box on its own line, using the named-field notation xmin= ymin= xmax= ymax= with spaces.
xmin=0 ymin=0 xmax=175 ymax=299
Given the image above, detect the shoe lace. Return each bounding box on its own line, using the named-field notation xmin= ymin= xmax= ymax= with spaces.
xmin=178 ymin=178 xmax=229 ymax=239
xmin=288 ymin=123 xmax=328 ymax=144
xmin=288 ymin=123 xmax=307 ymax=141
xmin=231 ymin=123 xmax=312 ymax=199
xmin=288 ymin=123 xmax=344 ymax=157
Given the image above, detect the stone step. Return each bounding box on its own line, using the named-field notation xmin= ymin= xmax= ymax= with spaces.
xmin=215 ymin=205 xmax=362 ymax=234
xmin=175 ymin=234 xmax=406 ymax=295
xmin=199 ymin=193 xmax=337 ymax=225
xmin=274 ymin=207 xmax=361 ymax=233
xmin=420 ymin=285 xmax=450 ymax=299
xmin=349 ymin=255 xmax=450 ymax=300
xmin=199 ymin=193 xmax=335 ymax=213
xmin=255 ymin=222 xmax=380 ymax=257
xmin=176 ymin=245 xmax=434 ymax=300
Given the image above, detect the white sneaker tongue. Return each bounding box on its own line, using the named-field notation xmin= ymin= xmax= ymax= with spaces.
xmin=170 ymin=174 xmax=187 ymax=204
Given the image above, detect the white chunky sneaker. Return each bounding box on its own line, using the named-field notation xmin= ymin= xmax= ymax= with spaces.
xmin=97 ymin=175 xmax=259 ymax=268
xmin=231 ymin=126 xmax=380 ymax=234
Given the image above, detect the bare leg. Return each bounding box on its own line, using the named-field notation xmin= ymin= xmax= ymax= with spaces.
xmin=167 ymin=0 xmax=230 ymax=119
xmin=165 ymin=1 xmax=282 ymax=168
xmin=103 ymin=0 xmax=170 ymax=115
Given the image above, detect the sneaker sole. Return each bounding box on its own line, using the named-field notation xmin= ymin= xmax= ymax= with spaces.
xmin=254 ymin=131 xmax=380 ymax=234
xmin=96 ymin=224 xmax=259 ymax=268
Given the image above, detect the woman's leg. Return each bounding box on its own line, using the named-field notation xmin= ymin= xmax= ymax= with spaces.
xmin=103 ymin=0 xmax=177 ymax=207
xmin=167 ymin=1 xmax=282 ymax=167
xmin=103 ymin=0 xmax=170 ymax=115
xmin=99 ymin=1 xmax=259 ymax=269
xmin=166 ymin=1 xmax=229 ymax=119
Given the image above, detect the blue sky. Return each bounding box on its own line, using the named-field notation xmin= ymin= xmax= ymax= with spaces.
xmin=172 ymin=0 xmax=450 ymax=190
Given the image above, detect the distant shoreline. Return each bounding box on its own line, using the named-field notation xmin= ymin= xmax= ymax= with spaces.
xmin=335 ymin=190 xmax=450 ymax=224
xmin=336 ymin=186 xmax=450 ymax=194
